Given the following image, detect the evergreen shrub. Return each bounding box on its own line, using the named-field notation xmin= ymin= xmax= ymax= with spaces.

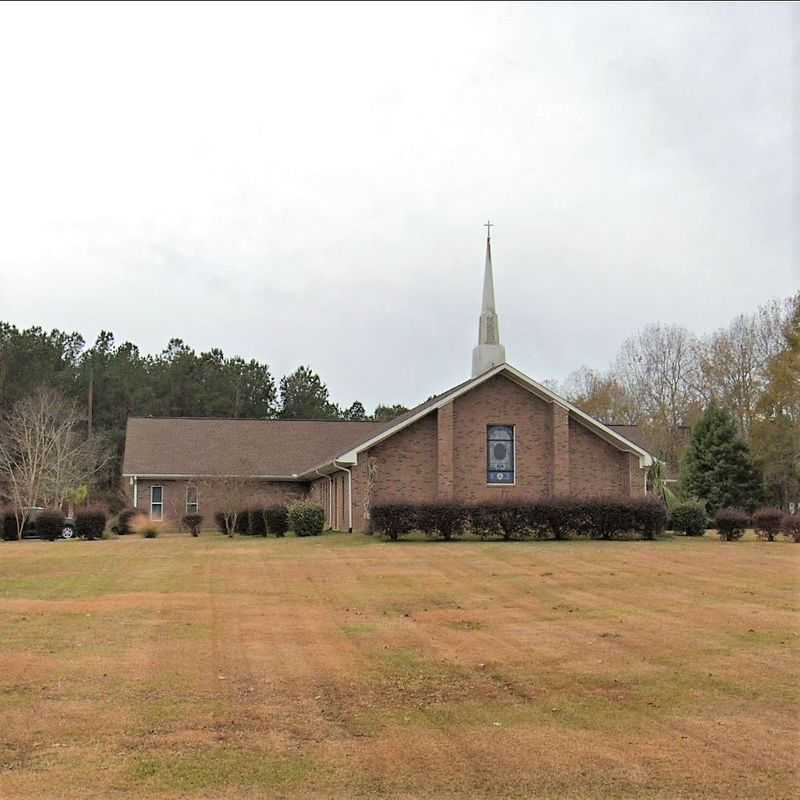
xmin=2 ymin=510 xmax=20 ymax=541
xmin=264 ymin=505 xmax=289 ymax=536
xmin=182 ymin=513 xmax=203 ymax=536
xmin=76 ymin=508 xmax=107 ymax=540
xmin=783 ymin=513 xmax=800 ymax=543
xmin=370 ymin=497 xmax=667 ymax=541
xmin=416 ymin=503 xmax=470 ymax=540
xmin=669 ymin=500 xmax=708 ymax=536
xmin=115 ymin=509 xmax=138 ymax=535
xmin=752 ymin=508 xmax=783 ymax=541
xmin=288 ymin=501 xmax=325 ymax=537
xmin=714 ymin=508 xmax=750 ymax=541
xmin=369 ymin=504 xmax=417 ymax=540
xmin=36 ymin=510 xmax=65 ymax=541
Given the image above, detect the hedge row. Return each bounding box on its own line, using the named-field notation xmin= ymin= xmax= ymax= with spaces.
xmin=370 ymin=497 xmax=668 ymax=541
xmin=1 ymin=508 xmax=108 ymax=540
xmin=213 ymin=505 xmax=290 ymax=536
xmin=715 ymin=507 xmax=800 ymax=542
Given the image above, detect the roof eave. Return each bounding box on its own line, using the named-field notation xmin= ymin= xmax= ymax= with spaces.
xmin=303 ymin=362 xmax=654 ymax=473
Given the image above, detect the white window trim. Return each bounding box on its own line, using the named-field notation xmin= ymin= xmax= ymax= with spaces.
xmin=185 ymin=485 xmax=199 ymax=514
xmin=486 ymin=424 xmax=516 ymax=486
xmin=150 ymin=485 xmax=164 ymax=521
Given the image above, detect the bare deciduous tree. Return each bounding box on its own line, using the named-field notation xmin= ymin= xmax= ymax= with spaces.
xmin=614 ymin=324 xmax=702 ymax=465
xmin=197 ymin=472 xmax=257 ymax=537
xmin=0 ymin=389 xmax=111 ymax=538
xmin=562 ymin=366 xmax=637 ymax=424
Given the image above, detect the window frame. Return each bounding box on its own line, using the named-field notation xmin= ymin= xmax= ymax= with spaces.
xmin=150 ymin=485 xmax=164 ymax=521
xmin=486 ymin=424 xmax=516 ymax=486
xmin=185 ymin=484 xmax=198 ymax=515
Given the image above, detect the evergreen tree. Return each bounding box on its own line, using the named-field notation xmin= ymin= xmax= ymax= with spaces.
xmin=681 ymin=403 xmax=763 ymax=513
xmin=342 ymin=401 xmax=367 ymax=421
xmin=279 ymin=366 xmax=338 ymax=419
xmin=372 ymin=403 xmax=409 ymax=422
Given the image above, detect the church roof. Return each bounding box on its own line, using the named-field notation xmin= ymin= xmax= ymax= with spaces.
xmin=299 ymin=362 xmax=655 ymax=476
xmin=123 ymin=365 xmax=656 ymax=481
xmin=121 ymin=417 xmax=390 ymax=479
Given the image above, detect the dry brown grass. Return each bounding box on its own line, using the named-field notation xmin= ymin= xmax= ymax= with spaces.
xmin=0 ymin=532 xmax=797 ymax=799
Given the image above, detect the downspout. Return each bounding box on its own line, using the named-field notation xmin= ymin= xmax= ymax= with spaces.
xmin=132 ymin=476 xmax=138 ymax=509
xmin=332 ymin=461 xmax=352 ymax=533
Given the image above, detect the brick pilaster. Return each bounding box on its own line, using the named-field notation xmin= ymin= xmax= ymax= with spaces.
xmin=437 ymin=402 xmax=455 ymax=500
xmin=551 ymin=404 xmax=570 ymax=496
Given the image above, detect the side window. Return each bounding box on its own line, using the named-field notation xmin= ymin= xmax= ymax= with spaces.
xmin=487 ymin=425 xmax=515 ymax=484
xmin=151 ymin=485 xmax=164 ymax=520
xmin=186 ymin=485 xmax=198 ymax=514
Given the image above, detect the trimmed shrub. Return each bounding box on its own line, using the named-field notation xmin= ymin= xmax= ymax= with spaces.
xmin=36 ymin=510 xmax=65 ymax=541
xmin=752 ymin=507 xmax=783 ymax=541
xmin=76 ymin=508 xmax=107 ymax=540
xmin=669 ymin=500 xmax=707 ymax=536
xmin=264 ymin=505 xmax=289 ymax=537
xmin=471 ymin=504 xmax=533 ymax=540
xmin=629 ymin=496 xmax=668 ymax=540
xmin=2 ymin=510 xmax=20 ymax=541
xmin=182 ymin=513 xmax=203 ymax=536
xmin=540 ymin=496 xmax=583 ymax=540
xmin=417 ymin=503 xmax=470 ymax=540
xmin=288 ymin=502 xmax=325 ymax=537
xmin=370 ymin=504 xmax=418 ymax=540
xmin=214 ymin=512 xmax=227 ymax=534
xmin=115 ymin=508 xmax=138 ymax=535
xmin=783 ymin=513 xmax=800 ymax=543
xmin=714 ymin=508 xmax=750 ymax=541
xmin=247 ymin=509 xmax=267 ymax=536
xmin=235 ymin=510 xmax=251 ymax=534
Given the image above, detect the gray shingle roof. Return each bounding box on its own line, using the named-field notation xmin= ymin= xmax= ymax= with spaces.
xmin=122 ymin=417 xmax=391 ymax=478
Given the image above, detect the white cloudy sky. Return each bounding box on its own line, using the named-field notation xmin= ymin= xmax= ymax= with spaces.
xmin=0 ymin=1 xmax=796 ymax=411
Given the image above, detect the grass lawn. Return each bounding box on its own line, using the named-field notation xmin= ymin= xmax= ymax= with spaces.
xmin=0 ymin=532 xmax=797 ymax=799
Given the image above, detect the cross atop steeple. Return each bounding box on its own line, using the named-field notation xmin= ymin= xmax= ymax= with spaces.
xmin=471 ymin=221 xmax=507 ymax=376
xmin=484 ymin=219 xmax=493 ymax=239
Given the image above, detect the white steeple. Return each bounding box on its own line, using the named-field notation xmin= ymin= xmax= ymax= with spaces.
xmin=471 ymin=221 xmax=507 ymax=376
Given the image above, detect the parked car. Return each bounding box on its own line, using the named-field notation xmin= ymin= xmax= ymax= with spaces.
xmin=20 ymin=507 xmax=77 ymax=540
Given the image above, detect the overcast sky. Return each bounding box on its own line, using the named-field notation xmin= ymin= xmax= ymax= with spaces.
xmin=0 ymin=2 xmax=796 ymax=411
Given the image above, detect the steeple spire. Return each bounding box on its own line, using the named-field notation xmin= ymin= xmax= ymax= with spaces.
xmin=472 ymin=221 xmax=507 ymax=376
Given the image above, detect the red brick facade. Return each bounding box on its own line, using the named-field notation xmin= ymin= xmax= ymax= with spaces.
xmin=125 ymin=374 xmax=649 ymax=532
xmin=131 ymin=478 xmax=308 ymax=527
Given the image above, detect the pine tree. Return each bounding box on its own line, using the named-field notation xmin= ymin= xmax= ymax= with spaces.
xmin=681 ymin=403 xmax=763 ymax=513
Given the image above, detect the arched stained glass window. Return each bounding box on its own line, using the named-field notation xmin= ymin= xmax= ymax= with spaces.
xmin=487 ymin=425 xmax=514 ymax=484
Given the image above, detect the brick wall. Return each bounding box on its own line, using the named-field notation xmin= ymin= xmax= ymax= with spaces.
xmin=368 ymin=412 xmax=438 ymax=507
xmin=452 ymin=375 xmax=552 ymax=504
xmin=568 ymin=418 xmax=627 ymax=496
xmin=346 ymin=374 xmax=649 ymax=530
xmin=127 ymin=478 xmax=309 ymax=528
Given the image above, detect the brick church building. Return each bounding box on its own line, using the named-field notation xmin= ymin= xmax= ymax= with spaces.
xmin=122 ymin=230 xmax=654 ymax=531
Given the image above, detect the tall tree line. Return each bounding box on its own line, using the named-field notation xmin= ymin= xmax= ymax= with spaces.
xmin=0 ymin=326 xmax=409 ymax=491
xmin=560 ymin=293 xmax=799 ymax=505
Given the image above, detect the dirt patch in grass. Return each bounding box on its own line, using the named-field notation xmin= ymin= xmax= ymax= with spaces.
xmin=0 ymin=534 xmax=797 ymax=799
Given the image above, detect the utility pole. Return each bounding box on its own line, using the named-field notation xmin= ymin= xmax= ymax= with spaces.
xmin=87 ymin=362 xmax=94 ymax=436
